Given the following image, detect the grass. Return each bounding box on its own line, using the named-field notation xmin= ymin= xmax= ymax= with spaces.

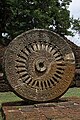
xmin=0 ymin=92 xmax=22 ymax=120
xmin=0 ymin=92 xmax=22 ymax=103
xmin=63 ymin=87 xmax=80 ymax=97
xmin=0 ymin=88 xmax=80 ymax=119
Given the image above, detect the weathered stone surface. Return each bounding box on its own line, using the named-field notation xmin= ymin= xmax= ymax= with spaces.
xmin=2 ymin=97 xmax=80 ymax=120
xmin=0 ymin=72 xmax=11 ymax=92
xmin=64 ymin=37 xmax=80 ymax=87
xmin=4 ymin=29 xmax=75 ymax=101
xmin=0 ymin=44 xmax=6 ymax=65
xmin=0 ymin=30 xmax=80 ymax=93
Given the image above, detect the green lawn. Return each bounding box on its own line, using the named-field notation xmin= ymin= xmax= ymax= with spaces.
xmin=0 ymin=92 xmax=22 ymax=103
xmin=63 ymin=87 xmax=80 ymax=97
xmin=0 ymin=88 xmax=80 ymax=120
xmin=0 ymin=92 xmax=22 ymax=120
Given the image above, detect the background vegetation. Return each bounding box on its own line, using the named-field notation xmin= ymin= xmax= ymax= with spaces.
xmin=0 ymin=0 xmax=80 ymax=45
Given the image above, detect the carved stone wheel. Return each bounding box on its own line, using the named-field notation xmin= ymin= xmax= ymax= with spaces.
xmin=4 ymin=29 xmax=75 ymax=101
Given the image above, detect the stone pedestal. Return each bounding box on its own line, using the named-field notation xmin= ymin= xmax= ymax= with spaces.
xmin=2 ymin=97 xmax=80 ymax=120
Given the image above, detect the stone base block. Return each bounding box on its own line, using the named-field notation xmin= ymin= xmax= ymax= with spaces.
xmin=2 ymin=97 xmax=80 ymax=120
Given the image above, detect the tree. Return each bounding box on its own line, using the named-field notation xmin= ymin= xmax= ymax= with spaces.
xmin=72 ymin=18 xmax=80 ymax=34
xmin=0 ymin=0 xmax=12 ymax=45
xmin=0 ymin=0 xmax=80 ymax=45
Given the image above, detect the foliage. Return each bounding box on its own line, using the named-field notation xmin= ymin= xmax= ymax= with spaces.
xmin=0 ymin=0 xmax=12 ymax=45
xmin=0 ymin=0 xmax=80 ymax=45
xmin=72 ymin=18 xmax=80 ymax=34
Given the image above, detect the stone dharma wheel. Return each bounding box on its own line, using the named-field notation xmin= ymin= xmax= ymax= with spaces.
xmin=4 ymin=29 xmax=75 ymax=101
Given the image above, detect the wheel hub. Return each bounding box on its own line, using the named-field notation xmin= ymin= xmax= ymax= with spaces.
xmin=35 ymin=59 xmax=47 ymax=72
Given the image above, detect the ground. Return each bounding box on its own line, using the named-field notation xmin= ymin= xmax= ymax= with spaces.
xmin=0 ymin=88 xmax=80 ymax=120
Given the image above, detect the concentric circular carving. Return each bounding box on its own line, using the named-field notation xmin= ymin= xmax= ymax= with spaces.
xmin=4 ymin=29 xmax=75 ymax=101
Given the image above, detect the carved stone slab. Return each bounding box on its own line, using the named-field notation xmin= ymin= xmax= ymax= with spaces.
xmin=4 ymin=29 xmax=75 ymax=101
